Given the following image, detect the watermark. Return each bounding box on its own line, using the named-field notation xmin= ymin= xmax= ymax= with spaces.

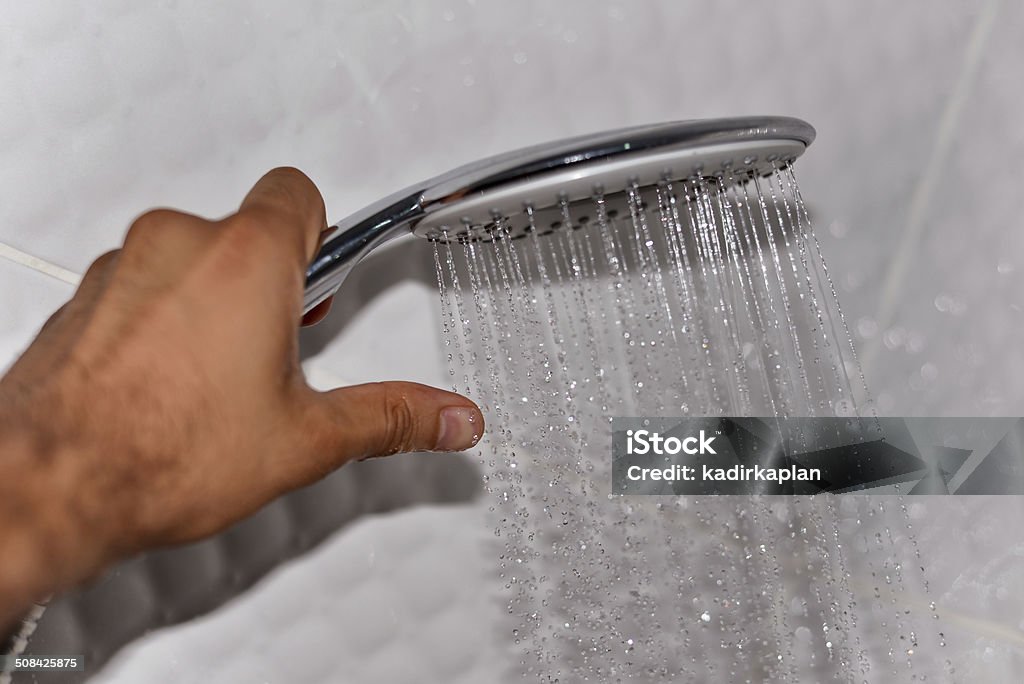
xmin=625 ymin=462 xmax=822 ymax=484
xmin=612 ymin=416 xmax=1024 ymax=495
xmin=626 ymin=429 xmax=718 ymax=456
xmin=0 ymin=655 xmax=84 ymax=672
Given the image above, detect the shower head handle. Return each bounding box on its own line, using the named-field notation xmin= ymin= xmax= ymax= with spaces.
xmin=303 ymin=116 xmax=816 ymax=313
xmin=303 ymin=193 xmax=425 ymax=311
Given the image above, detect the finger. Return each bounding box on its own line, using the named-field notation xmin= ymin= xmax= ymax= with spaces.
xmin=300 ymin=296 xmax=333 ymax=327
xmin=237 ymin=167 xmax=328 ymax=266
xmin=298 ymin=226 xmax=338 ymax=326
xmin=316 ymin=225 xmax=335 ymax=251
xmin=73 ymin=250 xmax=121 ymax=305
xmin=305 ymin=381 xmax=484 ymax=465
xmin=37 ymin=302 xmax=70 ymax=335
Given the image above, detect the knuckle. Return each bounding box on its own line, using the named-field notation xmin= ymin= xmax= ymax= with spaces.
xmin=380 ymin=384 xmax=417 ymax=454
xmin=222 ymin=210 xmax=266 ymax=234
xmin=220 ymin=212 xmax=279 ymax=256
xmin=83 ymin=249 xmax=119 ymax=277
xmin=264 ymin=167 xmax=317 ymax=207
xmin=126 ymin=209 xmax=178 ymax=244
xmin=210 ymin=215 xmax=280 ymax=277
xmin=75 ymin=249 xmax=121 ymax=292
xmin=39 ymin=303 xmax=68 ymax=333
xmin=269 ymin=166 xmax=311 ymax=188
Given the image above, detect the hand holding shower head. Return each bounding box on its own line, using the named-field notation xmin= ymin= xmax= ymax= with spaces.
xmin=303 ymin=116 xmax=815 ymax=313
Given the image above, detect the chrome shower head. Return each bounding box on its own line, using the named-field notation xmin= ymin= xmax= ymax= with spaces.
xmin=303 ymin=116 xmax=815 ymax=313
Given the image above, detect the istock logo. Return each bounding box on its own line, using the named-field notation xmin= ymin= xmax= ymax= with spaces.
xmin=625 ymin=429 xmax=717 ymax=456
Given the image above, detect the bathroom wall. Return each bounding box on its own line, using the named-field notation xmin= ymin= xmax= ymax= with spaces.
xmin=2 ymin=1 xmax=1022 ymax=681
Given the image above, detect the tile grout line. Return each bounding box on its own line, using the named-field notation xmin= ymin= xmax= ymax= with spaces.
xmin=0 ymin=240 xmax=82 ymax=286
xmin=0 ymin=241 xmax=368 ymax=389
xmin=863 ymin=0 xmax=1002 ymax=375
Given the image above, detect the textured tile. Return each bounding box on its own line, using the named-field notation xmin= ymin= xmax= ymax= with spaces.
xmin=92 ymin=504 xmax=500 ymax=684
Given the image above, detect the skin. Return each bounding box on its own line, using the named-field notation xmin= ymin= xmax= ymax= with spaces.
xmin=0 ymin=168 xmax=484 ymax=631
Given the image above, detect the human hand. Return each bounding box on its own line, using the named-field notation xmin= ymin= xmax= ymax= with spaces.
xmin=0 ymin=168 xmax=483 ymax=626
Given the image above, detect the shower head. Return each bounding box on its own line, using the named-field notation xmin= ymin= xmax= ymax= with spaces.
xmin=303 ymin=116 xmax=815 ymax=313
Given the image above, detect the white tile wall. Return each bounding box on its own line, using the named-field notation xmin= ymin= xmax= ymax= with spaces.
xmin=2 ymin=1 xmax=1022 ymax=681
xmin=95 ymin=506 xmax=502 ymax=684
xmin=4 ymin=0 xmax=1021 ymax=413
xmin=0 ymin=257 xmax=73 ymax=375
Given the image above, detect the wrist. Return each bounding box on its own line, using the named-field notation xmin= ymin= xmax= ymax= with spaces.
xmin=0 ymin=414 xmax=117 ymax=624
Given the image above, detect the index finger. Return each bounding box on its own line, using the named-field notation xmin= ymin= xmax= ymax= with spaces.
xmin=238 ymin=167 xmax=328 ymax=266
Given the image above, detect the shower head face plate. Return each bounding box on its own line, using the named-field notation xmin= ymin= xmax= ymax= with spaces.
xmin=303 ymin=116 xmax=815 ymax=312
xmin=409 ymin=116 xmax=815 ymax=243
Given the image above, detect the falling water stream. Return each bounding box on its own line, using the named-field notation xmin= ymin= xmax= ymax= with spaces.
xmin=434 ymin=166 xmax=949 ymax=682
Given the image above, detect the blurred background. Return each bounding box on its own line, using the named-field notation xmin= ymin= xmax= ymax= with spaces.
xmin=1 ymin=1 xmax=1021 ymax=681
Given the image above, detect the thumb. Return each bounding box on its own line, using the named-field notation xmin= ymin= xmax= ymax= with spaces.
xmin=312 ymin=381 xmax=484 ymax=462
